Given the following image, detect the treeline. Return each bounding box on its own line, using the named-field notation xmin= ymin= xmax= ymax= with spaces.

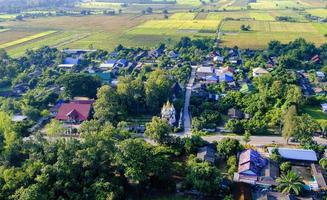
xmin=0 ymin=0 xmax=78 ymax=12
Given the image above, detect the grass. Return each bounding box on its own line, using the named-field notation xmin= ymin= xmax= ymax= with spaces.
xmin=303 ymin=105 xmax=327 ymax=124
xmin=220 ymin=20 xmax=326 ymax=48
xmin=0 ymin=30 xmax=57 ymax=49
xmin=307 ymin=8 xmax=327 ymax=18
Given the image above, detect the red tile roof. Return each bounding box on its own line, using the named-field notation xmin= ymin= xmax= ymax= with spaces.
xmin=56 ymin=102 xmax=92 ymax=121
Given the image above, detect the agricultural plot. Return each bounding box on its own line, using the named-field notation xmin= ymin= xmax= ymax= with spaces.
xmin=306 ymin=9 xmax=327 ymax=18
xmin=249 ymin=12 xmax=275 ymax=21
xmin=207 ymin=12 xmax=250 ymax=19
xmin=299 ymin=0 xmax=327 ymax=7
xmin=127 ymin=19 xmax=219 ymax=35
xmin=170 ymin=13 xmax=196 ymax=20
xmin=221 ymin=20 xmax=327 ymax=48
xmin=0 ymin=31 xmax=56 ymax=49
xmin=0 ymin=29 xmax=9 ymax=33
xmin=249 ymin=0 xmax=307 ymax=10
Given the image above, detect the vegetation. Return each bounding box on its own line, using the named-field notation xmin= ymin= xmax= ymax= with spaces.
xmin=276 ymin=170 xmax=305 ymax=195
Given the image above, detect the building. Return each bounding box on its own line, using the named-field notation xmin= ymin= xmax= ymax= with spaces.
xmin=267 ymin=147 xmax=318 ymax=163
xmin=11 ymin=115 xmax=28 ymax=122
xmin=233 ymin=149 xmax=278 ymax=186
xmin=56 ymin=100 xmax=94 ymax=123
xmin=252 ymin=67 xmax=269 ymax=77
xmin=99 ymin=59 xmax=116 ymax=70
xmin=316 ymin=71 xmax=325 ymax=82
xmin=197 ymin=145 xmax=216 ymax=164
xmin=219 ymin=73 xmax=234 ymax=82
xmin=161 ymin=101 xmax=176 ymax=126
xmin=196 ymin=66 xmax=214 ymax=79
xmin=322 ymin=103 xmax=327 ymax=113
xmin=58 ymin=57 xmax=79 ymax=69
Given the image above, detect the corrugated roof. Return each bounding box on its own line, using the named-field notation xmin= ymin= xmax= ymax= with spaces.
xmin=268 ymin=147 xmax=317 ymax=162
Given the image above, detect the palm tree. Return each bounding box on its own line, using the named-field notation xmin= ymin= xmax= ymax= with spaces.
xmin=276 ymin=170 xmax=304 ymax=195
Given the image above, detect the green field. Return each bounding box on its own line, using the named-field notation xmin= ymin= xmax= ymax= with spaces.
xmin=221 ymin=20 xmax=327 ymax=48
xmin=0 ymin=29 xmax=9 ymax=33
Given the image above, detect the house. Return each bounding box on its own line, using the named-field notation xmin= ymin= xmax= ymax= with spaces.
xmin=222 ymin=66 xmax=235 ymax=74
xmin=149 ymin=45 xmax=165 ymax=58
xmin=99 ymin=59 xmax=116 ymax=70
xmin=322 ymin=103 xmax=327 ymax=113
xmin=161 ymin=101 xmax=176 ymax=126
xmin=196 ymin=66 xmax=214 ymax=79
xmin=311 ymin=55 xmax=321 ymax=63
xmin=267 ymin=147 xmax=318 ymax=163
xmin=12 ymin=115 xmax=28 ymax=122
xmin=56 ymin=100 xmax=94 ymax=123
xmin=115 ymin=59 xmax=128 ymax=68
xmin=311 ymin=163 xmax=327 ymax=191
xmin=204 ymin=75 xmax=219 ymax=84
xmin=252 ymin=67 xmax=269 ymax=77
xmin=316 ymin=71 xmax=325 ymax=82
xmin=233 ymin=149 xmax=278 ymax=186
xmin=238 ymin=149 xmax=268 ymax=177
xmin=228 ymin=108 xmax=243 ymax=119
xmin=213 ymin=55 xmax=224 ymax=63
xmin=58 ymin=57 xmax=79 ymax=69
xmin=197 ymin=145 xmax=216 ymax=164
xmin=171 ymin=82 xmax=183 ymax=98
xmin=168 ymin=50 xmax=179 ymax=59
xmin=62 ymin=49 xmax=96 ymax=55
xmin=219 ymin=73 xmax=234 ymax=82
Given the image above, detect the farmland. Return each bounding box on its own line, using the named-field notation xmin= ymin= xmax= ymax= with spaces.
xmin=0 ymin=0 xmax=326 ymax=56
xmin=220 ymin=20 xmax=327 ymax=48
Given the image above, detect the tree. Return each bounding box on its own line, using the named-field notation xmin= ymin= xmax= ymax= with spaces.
xmin=319 ymin=158 xmax=327 ymax=170
xmin=145 ymin=69 xmax=173 ymax=113
xmin=58 ymin=73 xmax=101 ymax=98
xmin=144 ymin=116 xmax=171 ymax=144
xmin=282 ymin=105 xmax=297 ymax=143
xmin=276 ymin=170 xmax=304 ymax=195
xmin=45 ymin=119 xmax=67 ymax=137
xmin=185 ymin=156 xmax=222 ymax=195
xmin=227 ymin=155 xmax=237 ymax=177
xmin=216 ymin=138 xmax=243 ymax=158
xmin=94 ymin=85 xmax=126 ymax=124
xmin=242 ymin=131 xmax=251 ymax=144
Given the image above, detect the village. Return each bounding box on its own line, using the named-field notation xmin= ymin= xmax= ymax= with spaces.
xmin=0 ymin=37 xmax=327 ymax=199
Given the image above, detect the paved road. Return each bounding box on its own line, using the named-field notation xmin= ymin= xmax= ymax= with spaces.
xmin=182 ymin=66 xmax=197 ymax=136
xmin=202 ymin=135 xmax=327 ymax=146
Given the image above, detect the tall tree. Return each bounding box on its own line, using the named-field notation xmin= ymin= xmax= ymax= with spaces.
xmin=94 ymin=85 xmax=126 ymax=124
xmin=282 ymin=105 xmax=297 ymax=143
xmin=144 ymin=116 xmax=171 ymax=144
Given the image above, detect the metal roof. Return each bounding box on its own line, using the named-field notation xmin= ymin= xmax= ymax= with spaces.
xmin=268 ymin=147 xmax=318 ymax=162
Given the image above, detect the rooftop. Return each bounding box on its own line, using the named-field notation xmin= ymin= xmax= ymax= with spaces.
xmin=267 ymin=147 xmax=318 ymax=162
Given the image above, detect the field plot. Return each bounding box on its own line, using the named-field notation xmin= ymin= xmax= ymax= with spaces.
xmin=249 ymin=0 xmax=308 ymax=9
xmin=307 ymin=9 xmax=327 ymax=18
xmin=0 ymin=29 xmax=9 ymax=33
xmin=0 ymin=15 xmax=161 ymax=54
xmin=127 ymin=19 xmax=219 ymax=35
xmin=249 ymin=12 xmax=275 ymax=21
xmin=221 ymin=20 xmax=327 ymax=48
xmin=170 ymin=13 xmax=196 ymax=20
xmin=0 ymin=31 xmax=56 ymax=49
xmin=206 ymin=12 xmax=250 ymax=19
xmin=77 ymin=2 xmax=122 ymax=9
xmin=299 ymin=0 xmax=327 ymax=7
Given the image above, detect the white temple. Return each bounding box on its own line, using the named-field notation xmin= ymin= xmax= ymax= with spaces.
xmin=161 ymin=101 xmax=176 ymax=126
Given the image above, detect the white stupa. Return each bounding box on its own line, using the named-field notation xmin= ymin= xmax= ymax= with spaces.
xmin=161 ymin=101 xmax=176 ymax=126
